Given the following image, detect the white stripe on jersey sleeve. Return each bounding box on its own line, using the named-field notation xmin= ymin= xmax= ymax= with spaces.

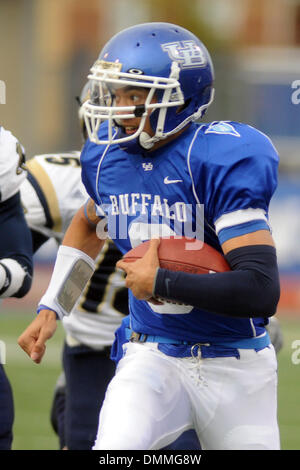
xmin=214 ymin=208 xmax=268 ymax=235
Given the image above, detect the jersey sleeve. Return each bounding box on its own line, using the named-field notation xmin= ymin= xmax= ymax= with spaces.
xmin=193 ymin=123 xmax=279 ymax=244
xmin=20 ymin=152 xmax=87 ymax=241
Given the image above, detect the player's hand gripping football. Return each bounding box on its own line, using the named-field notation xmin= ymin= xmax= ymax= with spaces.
xmin=116 ymin=238 xmax=163 ymax=304
xmin=18 ymin=309 xmax=57 ymax=364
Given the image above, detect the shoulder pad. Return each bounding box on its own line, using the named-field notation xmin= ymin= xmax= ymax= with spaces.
xmin=0 ymin=127 xmax=27 ymax=202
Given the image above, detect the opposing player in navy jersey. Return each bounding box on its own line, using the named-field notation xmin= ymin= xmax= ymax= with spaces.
xmin=18 ymin=23 xmax=281 ymax=450
xmin=0 ymin=126 xmax=33 ymax=449
xmin=20 ymin=150 xmax=127 ymax=450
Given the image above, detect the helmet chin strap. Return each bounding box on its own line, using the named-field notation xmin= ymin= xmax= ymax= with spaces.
xmin=139 ymin=87 xmax=216 ymax=151
xmin=139 ymin=132 xmax=156 ymax=150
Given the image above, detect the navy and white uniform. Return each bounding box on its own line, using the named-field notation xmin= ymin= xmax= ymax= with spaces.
xmin=0 ymin=126 xmax=33 ymax=450
xmin=81 ymin=120 xmax=280 ymax=450
xmin=20 ymin=152 xmax=128 ymax=450
xmin=21 ymin=152 xmax=128 ymax=349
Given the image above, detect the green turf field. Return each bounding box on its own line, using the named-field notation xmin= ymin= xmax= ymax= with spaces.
xmin=2 ymin=312 xmax=65 ymax=450
xmin=1 ymin=312 xmax=300 ymax=450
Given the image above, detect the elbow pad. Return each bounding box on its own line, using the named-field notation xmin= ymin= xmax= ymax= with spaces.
xmin=0 ymin=258 xmax=32 ymax=298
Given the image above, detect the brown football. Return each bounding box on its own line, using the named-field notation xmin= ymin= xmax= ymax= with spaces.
xmin=123 ymin=237 xmax=230 ymax=274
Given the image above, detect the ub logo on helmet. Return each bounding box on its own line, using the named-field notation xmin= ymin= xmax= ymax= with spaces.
xmin=161 ymin=40 xmax=207 ymax=69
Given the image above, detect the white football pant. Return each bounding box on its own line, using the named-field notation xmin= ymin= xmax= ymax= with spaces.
xmin=93 ymin=341 xmax=280 ymax=450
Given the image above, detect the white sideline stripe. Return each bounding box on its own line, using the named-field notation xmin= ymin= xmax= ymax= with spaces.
xmin=214 ymin=208 xmax=268 ymax=235
xmin=3 ymin=337 xmax=61 ymax=365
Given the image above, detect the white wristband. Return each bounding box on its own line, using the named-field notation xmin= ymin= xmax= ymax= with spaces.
xmin=39 ymin=245 xmax=95 ymax=320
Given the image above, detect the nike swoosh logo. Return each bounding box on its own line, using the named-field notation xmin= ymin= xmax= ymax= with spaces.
xmin=164 ymin=176 xmax=183 ymax=184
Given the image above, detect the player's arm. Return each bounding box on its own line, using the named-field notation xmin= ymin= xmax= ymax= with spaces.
xmin=117 ymin=229 xmax=280 ymax=318
xmin=0 ymin=193 xmax=33 ymax=299
xmin=18 ymin=198 xmax=105 ymax=363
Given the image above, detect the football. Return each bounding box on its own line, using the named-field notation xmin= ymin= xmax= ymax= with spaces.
xmin=123 ymin=237 xmax=230 ymax=274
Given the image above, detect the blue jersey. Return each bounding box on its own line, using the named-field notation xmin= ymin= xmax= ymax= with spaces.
xmin=81 ymin=120 xmax=279 ymax=343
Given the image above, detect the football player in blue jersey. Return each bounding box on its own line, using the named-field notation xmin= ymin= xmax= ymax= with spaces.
xmin=18 ymin=22 xmax=281 ymax=450
xmin=20 ymin=86 xmax=200 ymax=451
xmin=0 ymin=126 xmax=33 ymax=449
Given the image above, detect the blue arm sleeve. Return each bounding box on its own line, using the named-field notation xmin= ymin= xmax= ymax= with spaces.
xmin=154 ymin=245 xmax=280 ymax=318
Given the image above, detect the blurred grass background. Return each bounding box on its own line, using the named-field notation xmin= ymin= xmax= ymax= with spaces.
xmin=1 ymin=310 xmax=300 ymax=450
xmin=276 ymin=318 xmax=300 ymax=450
xmin=2 ymin=311 xmax=64 ymax=450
